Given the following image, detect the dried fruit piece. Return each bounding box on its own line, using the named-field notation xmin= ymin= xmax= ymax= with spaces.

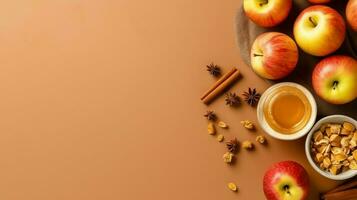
xmin=315 ymin=153 xmax=324 ymax=163
xmin=315 ymin=139 xmax=329 ymax=146
xmin=349 ymin=160 xmax=357 ymax=170
xmin=343 ymin=122 xmax=355 ymax=132
xmin=353 ymin=150 xmax=357 ymax=161
xmin=329 ymin=165 xmax=341 ymax=175
xmin=242 ymin=141 xmax=254 ymax=150
xmin=331 ymin=147 xmax=343 ymax=155
xmin=323 ymin=157 xmax=331 ymax=169
xmin=218 ymin=121 xmax=228 ymax=129
xmin=320 ymin=124 xmax=327 ymax=133
xmin=227 ymin=182 xmax=238 ymax=192
xmin=223 ymin=152 xmax=234 ymax=163
xmin=256 ymin=135 xmax=266 ymax=144
xmin=341 ymin=128 xmax=351 ymax=136
xmin=241 ymin=120 xmax=254 ymax=130
xmin=207 ymin=123 xmax=216 ymax=135
xmin=329 ymin=124 xmax=342 ymax=134
xmin=217 ymin=134 xmax=224 ymax=142
xmin=341 ymin=137 xmax=350 ymax=147
xmin=313 ymin=131 xmax=323 ymax=142
xmin=335 ymin=154 xmax=347 ymax=162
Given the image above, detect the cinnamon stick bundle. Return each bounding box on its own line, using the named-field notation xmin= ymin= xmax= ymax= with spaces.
xmin=321 ymin=178 xmax=357 ymax=200
xmin=200 ymin=68 xmax=240 ymax=104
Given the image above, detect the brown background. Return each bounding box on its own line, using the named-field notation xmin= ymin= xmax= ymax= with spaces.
xmin=0 ymin=0 xmax=345 ymax=199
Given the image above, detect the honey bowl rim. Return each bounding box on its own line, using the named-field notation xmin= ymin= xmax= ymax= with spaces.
xmin=257 ymin=82 xmax=317 ymax=140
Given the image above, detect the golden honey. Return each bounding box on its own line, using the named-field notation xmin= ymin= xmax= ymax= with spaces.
xmin=263 ymin=85 xmax=312 ymax=134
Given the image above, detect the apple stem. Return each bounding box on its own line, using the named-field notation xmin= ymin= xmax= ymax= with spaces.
xmin=309 ymin=17 xmax=317 ymax=27
xmin=283 ymin=185 xmax=291 ymax=195
xmin=332 ymin=81 xmax=339 ymax=90
xmin=253 ymin=53 xmax=263 ymax=57
xmin=258 ymin=0 xmax=268 ymax=6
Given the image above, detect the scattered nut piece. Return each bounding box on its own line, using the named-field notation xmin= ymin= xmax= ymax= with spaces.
xmin=227 ymin=182 xmax=238 ymax=192
xmin=207 ymin=123 xmax=216 ymax=135
xmin=218 ymin=121 xmax=228 ymax=129
xmin=240 ymin=120 xmax=254 ymax=130
xmin=217 ymin=134 xmax=224 ymax=142
xmin=256 ymin=135 xmax=266 ymax=144
xmin=242 ymin=141 xmax=254 ymax=150
xmin=223 ymin=152 xmax=234 ymax=163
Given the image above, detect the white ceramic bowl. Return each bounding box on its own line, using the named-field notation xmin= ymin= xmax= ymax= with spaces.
xmin=257 ymin=82 xmax=317 ymax=140
xmin=305 ymin=115 xmax=357 ymax=180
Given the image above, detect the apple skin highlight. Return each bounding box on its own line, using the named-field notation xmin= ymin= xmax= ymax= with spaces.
xmin=293 ymin=5 xmax=346 ymax=57
xmin=250 ymin=32 xmax=298 ymax=80
xmin=312 ymin=55 xmax=357 ymax=104
xmin=243 ymin=0 xmax=292 ymax=27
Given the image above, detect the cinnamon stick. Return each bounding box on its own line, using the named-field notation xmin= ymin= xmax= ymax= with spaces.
xmin=201 ymin=68 xmax=240 ymax=104
xmin=322 ymin=189 xmax=357 ymax=200
xmin=325 ymin=179 xmax=357 ymax=194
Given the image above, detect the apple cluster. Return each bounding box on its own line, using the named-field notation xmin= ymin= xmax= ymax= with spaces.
xmin=244 ymin=0 xmax=357 ymax=105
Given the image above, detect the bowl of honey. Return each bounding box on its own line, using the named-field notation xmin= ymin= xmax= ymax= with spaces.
xmin=257 ymin=82 xmax=317 ymax=140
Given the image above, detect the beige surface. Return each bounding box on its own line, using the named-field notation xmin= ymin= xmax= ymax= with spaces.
xmin=0 ymin=0 xmax=339 ymax=199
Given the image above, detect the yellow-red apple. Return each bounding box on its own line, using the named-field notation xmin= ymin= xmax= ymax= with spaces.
xmin=293 ymin=5 xmax=346 ymax=56
xmin=243 ymin=0 xmax=292 ymax=27
xmin=312 ymin=55 xmax=357 ymax=104
xmin=263 ymin=161 xmax=310 ymax=200
xmin=250 ymin=32 xmax=298 ymax=80
xmin=308 ymin=0 xmax=331 ymax=4
xmin=347 ymin=0 xmax=357 ymax=31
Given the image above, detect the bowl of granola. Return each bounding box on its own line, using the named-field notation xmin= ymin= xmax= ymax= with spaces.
xmin=305 ymin=115 xmax=357 ymax=180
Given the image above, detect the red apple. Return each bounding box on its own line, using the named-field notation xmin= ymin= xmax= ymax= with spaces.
xmin=243 ymin=0 xmax=292 ymax=27
xmin=263 ymin=161 xmax=310 ymax=200
xmin=250 ymin=32 xmax=298 ymax=80
xmin=308 ymin=0 xmax=331 ymax=4
xmin=346 ymin=0 xmax=357 ymax=32
xmin=293 ymin=5 xmax=346 ymax=56
xmin=312 ymin=55 xmax=357 ymax=104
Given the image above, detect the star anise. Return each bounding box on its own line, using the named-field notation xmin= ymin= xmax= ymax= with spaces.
xmin=242 ymin=88 xmax=261 ymax=106
xmin=204 ymin=110 xmax=217 ymax=121
xmin=226 ymin=138 xmax=239 ymax=153
xmin=206 ymin=62 xmax=221 ymax=77
xmin=225 ymin=92 xmax=240 ymax=106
